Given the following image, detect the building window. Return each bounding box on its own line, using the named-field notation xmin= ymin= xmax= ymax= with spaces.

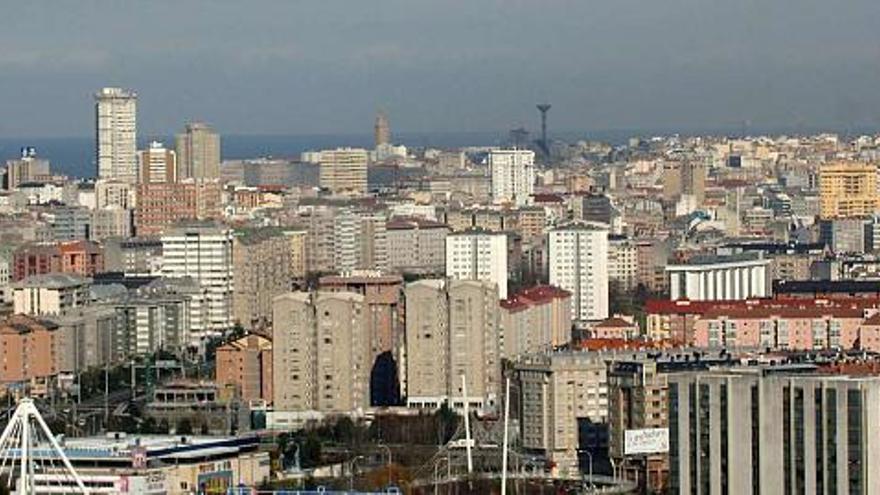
xmin=847 ymin=389 xmax=863 ymax=493
xmin=826 ymin=389 xmax=837 ymax=495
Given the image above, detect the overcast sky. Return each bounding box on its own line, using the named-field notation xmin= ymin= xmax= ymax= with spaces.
xmin=2 ymin=0 xmax=880 ymax=138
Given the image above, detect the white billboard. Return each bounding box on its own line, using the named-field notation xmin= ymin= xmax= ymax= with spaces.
xmin=624 ymin=428 xmax=669 ymax=455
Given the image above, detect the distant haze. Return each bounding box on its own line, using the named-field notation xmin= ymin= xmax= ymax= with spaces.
xmin=3 ymin=0 xmax=880 ymax=138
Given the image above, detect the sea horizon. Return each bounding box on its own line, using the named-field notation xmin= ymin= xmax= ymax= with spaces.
xmin=2 ymin=124 xmax=879 ymax=178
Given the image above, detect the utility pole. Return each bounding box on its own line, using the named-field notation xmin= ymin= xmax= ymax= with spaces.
xmin=461 ymin=375 xmax=473 ymax=474
xmin=501 ymin=377 xmax=511 ymax=495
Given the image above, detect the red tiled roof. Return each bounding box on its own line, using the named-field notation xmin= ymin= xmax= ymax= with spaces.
xmin=501 ymin=285 xmax=571 ymax=311
xmin=574 ymin=338 xmax=674 ymax=351
xmin=647 ymin=298 xmax=880 ymax=318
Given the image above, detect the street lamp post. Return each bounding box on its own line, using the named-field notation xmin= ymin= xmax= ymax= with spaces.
xmin=433 ymin=457 xmax=450 ymax=495
xmin=349 ymin=455 xmax=364 ymax=492
xmin=584 ymin=450 xmax=594 ymax=490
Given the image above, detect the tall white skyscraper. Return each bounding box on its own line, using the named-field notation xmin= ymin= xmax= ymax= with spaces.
xmin=490 ymin=149 xmax=535 ymax=206
xmin=161 ymin=225 xmax=234 ymax=340
xmin=548 ymin=222 xmax=609 ymax=321
xmin=445 ymin=228 xmax=508 ymax=299
xmin=95 ymin=87 xmax=137 ymax=183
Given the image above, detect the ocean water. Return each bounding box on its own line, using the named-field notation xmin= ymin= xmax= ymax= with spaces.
xmin=2 ymin=125 xmax=868 ymax=179
xmin=0 ymin=130 xmax=625 ymax=179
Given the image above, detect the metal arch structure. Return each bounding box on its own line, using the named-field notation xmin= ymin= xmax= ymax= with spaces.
xmin=0 ymin=398 xmax=89 ymax=494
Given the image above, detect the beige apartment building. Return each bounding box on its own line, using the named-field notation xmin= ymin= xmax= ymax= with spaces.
xmin=404 ymin=279 xmax=501 ymax=411
xmin=272 ymin=291 xmax=370 ymax=413
xmin=318 ymin=272 xmax=402 ymax=358
xmin=514 ymin=352 xmax=609 ymax=476
xmin=283 ymin=229 xmax=308 ymax=282
xmin=232 ymin=228 xmax=292 ymax=330
xmin=608 ymin=359 xmax=669 ymax=492
xmin=386 ymin=217 xmax=448 ymax=275
xmin=499 ymin=285 xmax=572 ymax=358
xmin=176 ymin=122 xmax=220 ymax=180
xmin=819 ymin=161 xmax=879 ymax=219
xmin=319 ymin=148 xmax=369 ymax=196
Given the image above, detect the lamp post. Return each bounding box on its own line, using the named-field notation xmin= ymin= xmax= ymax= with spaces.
xmin=349 ymin=455 xmax=364 ymax=492
xmin=433 ymin=457 xmax=450 ymax=495
xmin=584 ymin=450 xmax=594 ymax=490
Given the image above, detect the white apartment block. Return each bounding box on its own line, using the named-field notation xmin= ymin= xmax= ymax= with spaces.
xmin=160 ymin=226 xmax=234 ymax=340
xmin=666 ymin=253 xmax=769 ymax=301
xmin=548 ymin=222 xmax=609 ymax=322
xmin=445 ymin=228 xmax=508 ymax=299
xmin=333 ymin=210 xmax=388 ymax=273
xmin=490 ymin=149 xmax=535 ymax=206
xmin=95 ymin=87 xmax=137 ymax=183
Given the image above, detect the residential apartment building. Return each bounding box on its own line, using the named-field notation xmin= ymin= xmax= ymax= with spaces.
xmin=514 ymin=352 xmax=609 ymax=476
xmin=12 ymin=273 xmax=91 ymax=316
xmin=608 ymin=236 xmax=639 ymax=291
xmin=0 ymin=315 xmax=59 ymax=390
xmin=819 ymin=161 xmax=879 ymax=219
xmin=110 ymin=284 xmax=193 ymax=357
xmin=318 ymin=148 xmax=369 ymax=196
xmin=135 ymin=179 xmax=222 ymax=236
xmin=232 ymin=228 xmax=292 ymax=330
xmin=160 ymin=225 xmax=234 ymax=339
xmin=176 ymin=122 xmax=220 ymax=180
xmin=547 ymin=222 xmax=609 ymax=322
xmin=499 ymin=285 xmax=571 ymax=358
xmin=12 ymin=241 xmax=104 ymax=281
xmin=137 ymin=141 xmax=176 ymax=184
xmin=333 ymin=210 xmax=388 ymax=273
xmin=404 ymin=279 xmax=501 ymax=411
xmin=385 ymin=217 xmax=448 ymax=275
xmin=490 ymin=149 xmax=535 ymax=206
xmin=318 ymin=272 xmax=403 ymax=359
xmin=282 ymin=229 xmax=308 ymax=282
xmin=608 ymin=360 xmax=669 ymax=492
xmin=95 ymin=87 xmax=137 ymax=183
xmin=48 ymin=306 xmax=119 ymax=372
xmin=215 ymin=334 xmax=273 ymax=405
xmin=445 ymin=228 xmax=508 ymax=299
xmin=272 ymin=291 xmax=370 ymax=413
xmin=95 ymin=179 xmax=136 ymax=210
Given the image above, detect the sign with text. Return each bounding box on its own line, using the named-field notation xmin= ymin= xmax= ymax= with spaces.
xmin=624 ymin=428 xmax=669 ymax=455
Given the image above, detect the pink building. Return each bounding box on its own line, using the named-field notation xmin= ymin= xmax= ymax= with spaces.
xmin=693 ymin=306 xmax=864 ymax=350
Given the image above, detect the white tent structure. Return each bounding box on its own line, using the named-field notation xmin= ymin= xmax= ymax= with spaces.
xmin=0 ymin=398 xmax=88 ymax=494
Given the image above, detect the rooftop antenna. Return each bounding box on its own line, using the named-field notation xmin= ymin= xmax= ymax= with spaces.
xmin=537 ymin=103 xmax=552 ymax=154
xmin=0 ymin=398 xmax=89 ymax=494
